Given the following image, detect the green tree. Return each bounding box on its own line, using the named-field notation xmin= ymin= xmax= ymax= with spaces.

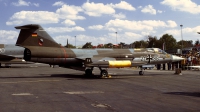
xmin=104 ymin=43 xmax=113 ymax=48
xmin=82 ymin=42 xmax=93 ymax=49
xmin=159 ymin=34 xmax=177 ymax=50
xmin=177 ymin=40 xmax=193 ymax=48
xmin=147 ymin=35 xmax=158 ymax=48
xmin=133 ymin=40 xmax=148 ymax=48
xmin=64 ymin=43 xmax=76 ymax=48
xmin=194 ymin=39 xmax=200 ymax=46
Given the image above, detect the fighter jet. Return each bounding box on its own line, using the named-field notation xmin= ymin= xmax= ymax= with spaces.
xmin=0 ymin=44 xmax=28 ymax=67
xmin=15 ymin=24 xmax=183 ymax=77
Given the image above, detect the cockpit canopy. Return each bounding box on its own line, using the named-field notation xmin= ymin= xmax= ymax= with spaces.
xmin=147 ymin=48 xmax=167 ymax=54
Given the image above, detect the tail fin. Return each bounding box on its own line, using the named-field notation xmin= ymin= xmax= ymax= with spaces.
xmin=15 ymin=24 xmax=60 ymax=47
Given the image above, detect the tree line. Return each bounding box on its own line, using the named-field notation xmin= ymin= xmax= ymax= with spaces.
xmin=65 ymin=34 xmax=200 ymax=50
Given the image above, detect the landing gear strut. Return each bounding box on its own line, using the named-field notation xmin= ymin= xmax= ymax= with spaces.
xmin=139 ymin=67 xmax=144 ymax=75
xmin=84 ymin=67 xmax=110 ymax=78
xmin=85 ymin=67 xmax=93 ymax=77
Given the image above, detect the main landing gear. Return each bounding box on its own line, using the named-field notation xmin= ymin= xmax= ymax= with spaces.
xmin=99 ymin=68 xmax=109 ymax=78
xmin=84 ymin=67 xmax=109 ymax=78
xmin=85 ymin=68 xmax=93 ymax=77
xmin=139 ymin=66 xmax=144 ymax=75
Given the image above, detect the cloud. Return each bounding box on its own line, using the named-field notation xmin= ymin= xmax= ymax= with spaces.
xmin=104 ymin=19 xmax=177 ymax=32
xmin=46 ymin=26 xmax=85 ymax=33
xmin=0 ymin=30 xmax=18 ymax=44
xmin=161 ymin=0 xmax=200 ymax=14
xmin=6 ymin=3 xmax=85 ymax=26
xmin=12 ymin=0 xmax=39 ymax=7
xmin=54 ymin=34 xmax=110 ymax=46
xmin=157 ymin=10 xmax=163 ymax=13
xmin=6 ymin=11 xmax=59 ymax=25
xmin=82 ymin=2 xmax=115 ymax=17
xmin=52 ymin=1 xmax=65 ymax=6
xmin=54 ymin=33 xmax=142 ymax=46
xmin=33 ymin=3 xmax=39 ymax=7
xmin=138 ymin=6 xmax=142 ymax=9
xmin=88 ymin=25 xmax=104 ymax=30
xmin=166 ymin=20 xmax=177 ymax=28
xmin=124 ymin=32 xmax=142 ymax=38
xmin=161 ymin=26 xmax=200 ymax=41
xmin=110 ymin=1 xmax=136 ymax=11
xmin=112 ymin=13 xmax=126 ymax=19
xmin=56 ymin=4 xmax=85 ymax=20
xmin=61 ymin=19 xmax=76 ymax=26
xmin=141 ymin=5 xmax=156 ymax=15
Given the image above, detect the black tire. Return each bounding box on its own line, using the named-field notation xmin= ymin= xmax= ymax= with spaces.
xmin=101 ymin=70 xmax=108 ymax=77
xmin=139 ymin=71 xmax=144 ymax=75
xmin=85 ymin=69 xmax=93 ymax=77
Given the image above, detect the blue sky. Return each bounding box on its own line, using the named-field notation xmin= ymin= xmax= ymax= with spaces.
xmin=1 ymin=0 xmax=200 ymax=47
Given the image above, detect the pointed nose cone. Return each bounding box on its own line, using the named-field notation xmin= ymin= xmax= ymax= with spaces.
xmin=172 ymin=55 xmax=184 ymax=62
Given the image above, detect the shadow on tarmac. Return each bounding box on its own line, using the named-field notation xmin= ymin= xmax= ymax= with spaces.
xmin=165 ymin=92 xmax=200 ymax=97
xmin=0 ymin=73 xmax=146 ymax=80
xmin=0 ymin=74 xmax=114 ymax=79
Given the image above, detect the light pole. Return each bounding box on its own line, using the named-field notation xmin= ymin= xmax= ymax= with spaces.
xmin=74 ymin=36 xmax=76 ymax=48
xmin=115 ymin=32 xmax=118 ymax=45
xmin=180 ymin=24 xmax=183 ymax=55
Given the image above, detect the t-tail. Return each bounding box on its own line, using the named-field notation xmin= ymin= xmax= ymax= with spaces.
xmin=15 ymin=24 xmax=60 ymax=47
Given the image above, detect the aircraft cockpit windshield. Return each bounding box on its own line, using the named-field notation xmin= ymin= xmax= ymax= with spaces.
xmin=147 ymin=48 xmax=167 ymax=54
xmin=153 ymin=48 xmax=167 ymax=54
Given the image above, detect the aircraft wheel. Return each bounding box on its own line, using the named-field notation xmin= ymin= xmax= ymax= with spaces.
xmin=85 ymin=69 xmax=93 ymax=77
xmin=101 ymin=70 xmax=108 ymax=77
xmin=50 ymin=65 xmax=55 ymax=68
xmin=139 ymin=71 xmax=144 ymax=75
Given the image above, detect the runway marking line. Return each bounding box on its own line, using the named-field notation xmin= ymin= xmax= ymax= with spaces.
xmin=0 ymin=80 xmax=60 ymax=84
xmin=12 ymin=93 xmax=33 ymax=96
xmin=112 ymin=75 xmax=152 ymax=78
xmin=64 ymin=91 xmax=104 ymax=95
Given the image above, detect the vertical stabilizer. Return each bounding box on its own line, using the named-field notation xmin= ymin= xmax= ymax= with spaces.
xmin=15 ymin=24 xmax=60 ymax=47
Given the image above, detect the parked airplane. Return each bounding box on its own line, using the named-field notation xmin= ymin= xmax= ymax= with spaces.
xmin=188 ymin=66 xmax=200 ymax=70
xmin=15 ymin=24 xmax=183 ymax=77
xmin=0 ymin=44 xmax=29 ymax=67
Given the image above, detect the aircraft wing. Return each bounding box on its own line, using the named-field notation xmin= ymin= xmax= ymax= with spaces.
xmin=188 ymin=66 xmax=200 ymax=68
xmin=75 ymin=56 xmax=147 ymax=68
xmin=76 ymin=56 xmax=116 ymax=61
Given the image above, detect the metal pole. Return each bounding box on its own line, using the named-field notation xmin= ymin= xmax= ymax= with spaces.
xmin=115 ymin=32 xmax=117 ymax=45
xmin=180 ymin=25 xmax=183 ymax=55
xmin=75 ymin=36 xmax=76 ymax=48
